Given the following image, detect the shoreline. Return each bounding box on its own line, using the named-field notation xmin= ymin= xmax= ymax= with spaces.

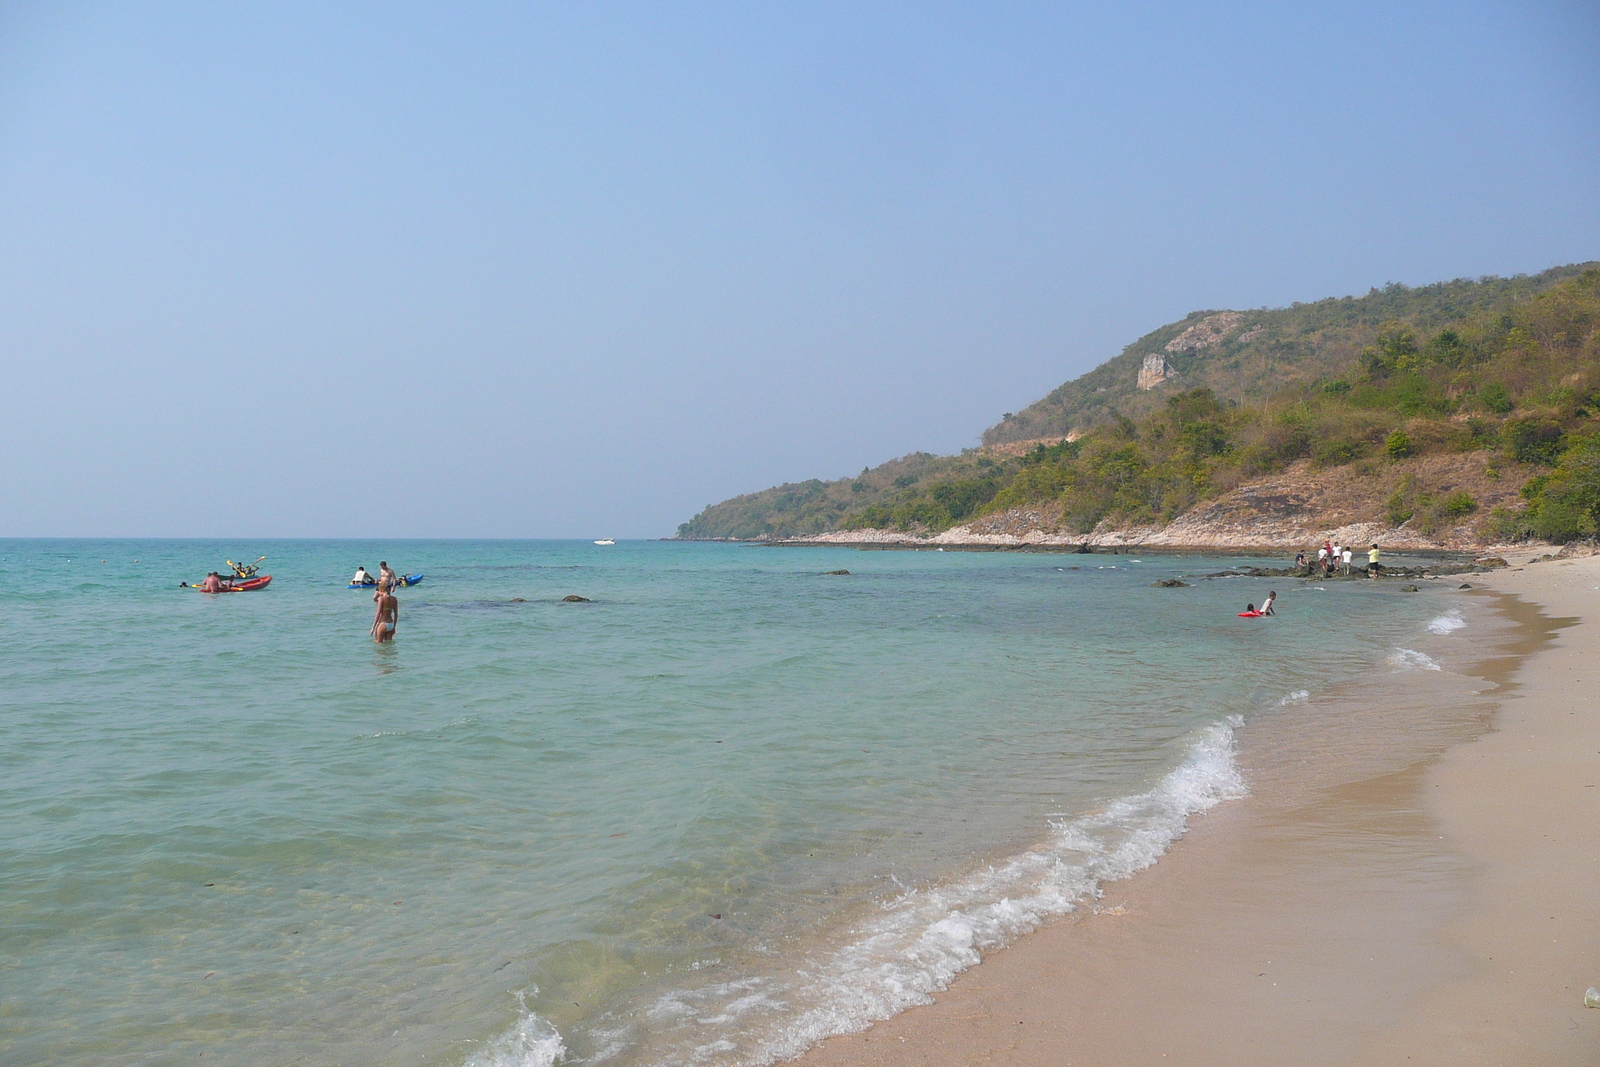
xmin=792 ymin=552 xmax=1600 ymax=1066
xmin=675 ymin=533 xmax=1554 ymax=558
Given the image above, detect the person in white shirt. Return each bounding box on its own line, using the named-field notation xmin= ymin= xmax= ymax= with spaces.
xmin=352 ymin=566 xmax=373 ymax=585
xmin=1341 ymin=547 xmax=1353 ymax=573
xmin=1261 ymin=590 xmax=1277 ymax=615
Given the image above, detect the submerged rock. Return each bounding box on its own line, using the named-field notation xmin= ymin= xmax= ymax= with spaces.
xmin=1152 ymin=578 xmax=1190 ymax=588
xmin=510 ymin=598 xmax=527 ymax=603
xmin=1401 ymin=585 xmax=1421 ymax=592
xmin=824 ymin=569 xmax=850 ymax=575
xmin=562 ymin=595 xmax=592 ymax=603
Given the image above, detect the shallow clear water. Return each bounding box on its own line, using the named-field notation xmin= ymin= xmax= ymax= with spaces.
xmin=0 ymin=540 xmax=1450 ymax=1066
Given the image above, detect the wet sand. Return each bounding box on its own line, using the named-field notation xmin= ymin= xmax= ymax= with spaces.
xmin=798 ymin=556 xmax=1600 ymax=1066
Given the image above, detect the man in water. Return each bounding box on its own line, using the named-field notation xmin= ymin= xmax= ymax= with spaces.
xmin=378 ymin=561 xmax=397 ymax=588
xmin=1368 ymin=543 xmax=1381 ymax=578
xmin=372 ymin=582 xmax=399 ymax=642
xmin=352 ymin=565 xmax=373 ymax=585
xmin=199 ymin=571 xmax=225 ymax=593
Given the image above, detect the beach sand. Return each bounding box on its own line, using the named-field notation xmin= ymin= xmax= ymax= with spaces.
xmin=798 ymin=555 xmax=1600 ymax=1066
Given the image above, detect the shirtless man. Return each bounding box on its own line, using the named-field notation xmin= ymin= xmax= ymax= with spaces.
xmin=378 ymin=561 xmax=397 ymax=588
xmin=372 ymin=583 xmax=399 ymax=642
xmin=199 ymin=571 xmax=225 ymax=593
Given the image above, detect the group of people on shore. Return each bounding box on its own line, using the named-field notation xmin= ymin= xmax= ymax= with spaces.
xmin=1295 ymin=539 xmax=1382 ymax=578
xmin=353 ymin=561 xmax=400 ymax=643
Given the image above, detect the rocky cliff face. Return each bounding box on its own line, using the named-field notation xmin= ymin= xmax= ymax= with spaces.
xmin=1136 ymin=353 xmax=1176 ymax=390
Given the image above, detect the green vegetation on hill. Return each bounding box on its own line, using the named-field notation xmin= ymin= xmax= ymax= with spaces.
xmin=674 ymin=451 xmax=1013 ymax=541
xmin=984 ymin=263 xmax=1592 ymax=447
xmin=677 ymin=265 xmax=1600 ymax=542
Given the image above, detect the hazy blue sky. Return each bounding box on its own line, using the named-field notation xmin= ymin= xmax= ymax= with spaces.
xmin=3 ymin=2 xmax=1597 ymax=537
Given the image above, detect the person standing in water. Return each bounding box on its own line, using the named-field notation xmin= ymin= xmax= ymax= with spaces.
xmin=1261 ymin=590 xmax=1277 ymax=615
xmin=378 ymin=561 xmax=397 ymax=588
xmin=1368 ymin=543 xmax=1381 ymax=578
xmin=372 ymin=582 xmax=399 ymax=642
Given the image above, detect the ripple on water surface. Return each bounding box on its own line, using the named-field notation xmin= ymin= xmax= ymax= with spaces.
xmin=0 ymin=539 xmax=1457 ymax=1067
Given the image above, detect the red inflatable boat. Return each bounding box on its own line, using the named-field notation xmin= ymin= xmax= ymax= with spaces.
xmin=191 ymin=575 xmax=272 ymax=592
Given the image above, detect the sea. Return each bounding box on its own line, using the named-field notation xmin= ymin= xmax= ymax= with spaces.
xmin=0 ymin=539 xmax=1482 ymax=1067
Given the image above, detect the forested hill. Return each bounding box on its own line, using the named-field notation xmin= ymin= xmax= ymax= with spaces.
xmin=676 ymin=264 xmax=1600 ymax=542
xmin=983 ymin=264 xmax=1593 ymax=448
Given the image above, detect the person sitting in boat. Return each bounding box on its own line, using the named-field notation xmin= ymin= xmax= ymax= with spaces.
xmin=352 ymin=566 xmax=374 ymax=585
xmin=200 ymin=572 xmax=225 ymax=593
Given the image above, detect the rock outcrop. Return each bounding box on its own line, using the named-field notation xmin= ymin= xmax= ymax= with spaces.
xmin=1164 ymin=311 xmax=1245 ymax=354
xmin=1136 ymin=353 xmax=1177 ymax=391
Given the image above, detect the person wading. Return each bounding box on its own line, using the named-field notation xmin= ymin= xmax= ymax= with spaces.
xmin=372 ymin=582 xmax=399 ymax=643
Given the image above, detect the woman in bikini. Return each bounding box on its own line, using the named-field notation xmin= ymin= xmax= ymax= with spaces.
xmin=372 ymin=582 xmax=399 ymax=643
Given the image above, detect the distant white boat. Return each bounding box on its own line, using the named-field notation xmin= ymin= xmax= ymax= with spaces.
xmin=593 ymin=538 xmax=615 ymax=546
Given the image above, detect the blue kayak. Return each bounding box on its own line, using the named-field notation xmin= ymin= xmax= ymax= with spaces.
xmin=349 ymin=573 xmax=423 ymax=588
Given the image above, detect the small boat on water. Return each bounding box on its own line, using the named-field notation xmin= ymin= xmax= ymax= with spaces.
xmin=593 ymin=538 xmax=615 ymax=546
xmin=348 ymin=573 xmax=424 ymax=588
xmin=187 ymin=575 xmax=273 ymax=593
xmin=184 ymin=557 xmax=271 ymax=592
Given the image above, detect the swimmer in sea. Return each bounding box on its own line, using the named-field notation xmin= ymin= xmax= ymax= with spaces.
xmin=1261 ymin=590 xmax=1276 ymax=615
xmin=199 ymin=572 xmax=225 ymax=593
xmin=1244 ymin=603 xmax=1256 ymax=614
xmin=372 ymin=582 xmax=399 ymax=643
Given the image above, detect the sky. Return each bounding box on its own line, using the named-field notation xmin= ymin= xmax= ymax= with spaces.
xmin=2 ymin=2 xmax=1597 ymax=538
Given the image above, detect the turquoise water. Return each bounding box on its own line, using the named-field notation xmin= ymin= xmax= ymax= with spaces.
xmin=0 ymin=540 xmax=1449 ymax=1066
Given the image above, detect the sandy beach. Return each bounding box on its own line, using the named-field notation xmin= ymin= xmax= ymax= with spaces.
xmin=798 ymin=554 xmax=1600 ymax=1066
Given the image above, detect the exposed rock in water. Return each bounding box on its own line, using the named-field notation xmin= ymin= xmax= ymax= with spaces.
xmin=1458 ymin=584 xmax=1473 ymax=589
xmin=824 ymin=569 xmax=850 ymax=575
xmin=562 ymin=595 xmax=591 ymax=602
xmin=1152 ymin=578 xmax=1190 ymax=588
xmin=1197 ymin=561 xmax=1481 ymax=581
xmin=1473 ymin=557 xmax=1509 ymax=568
xmin=509 ymin=598 xmax=527 ymax=603
xmin=1401 ymin=585 xmax=1421 ymax=592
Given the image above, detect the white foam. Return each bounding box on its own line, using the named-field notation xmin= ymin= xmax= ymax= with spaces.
xmin=1278 ymin=690 xmax=1310 ymax=706
xmin=1388 ymin=648 xmax=1441 ymax=671
xmin=703 ymin=717 xmax=1249 ymax=1065
xmin=463 ymin=1003 xmax=565 ymax=1067
xmin=1426 ymin=610 xmax=1466 ymax=635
